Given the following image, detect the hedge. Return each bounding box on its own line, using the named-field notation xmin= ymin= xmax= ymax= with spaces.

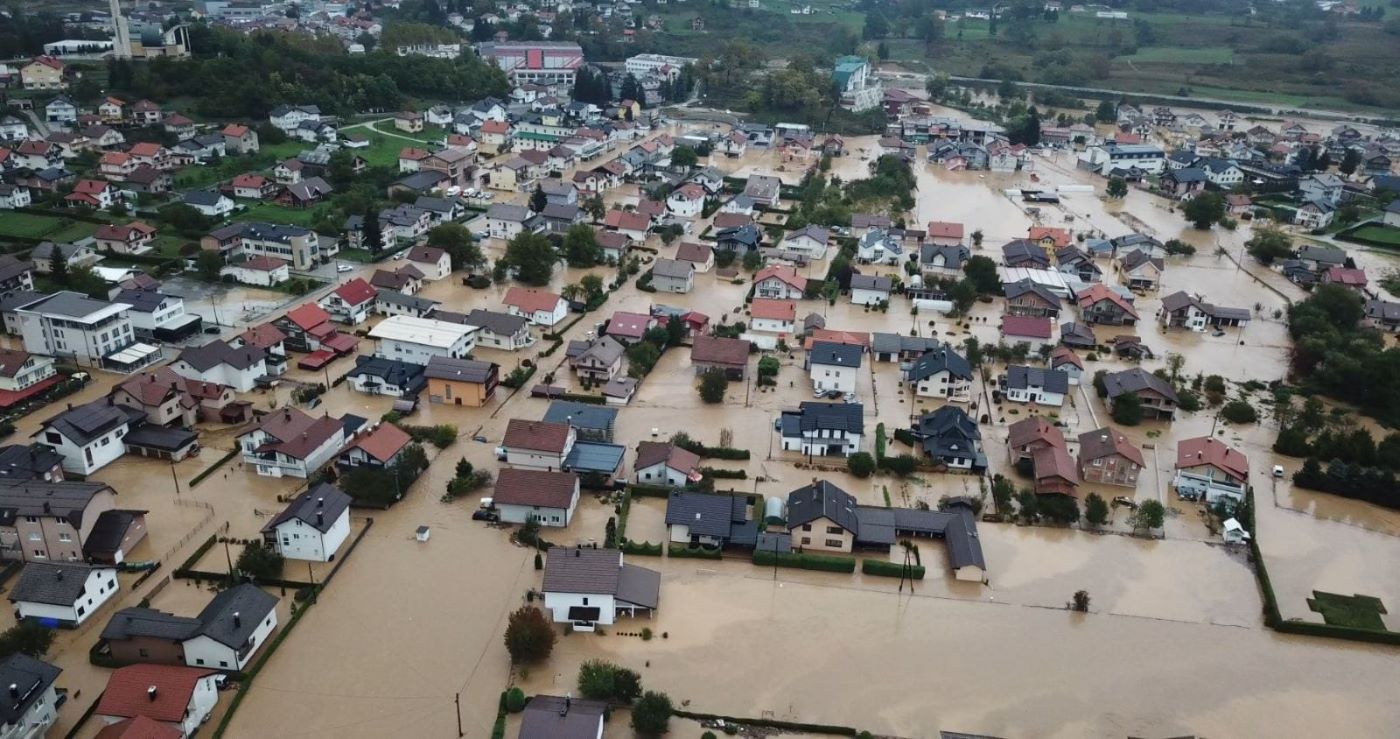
xmin=619 ymin=540 xmax=663 ymax=556
xmin=892 ymin=428 xmax=917 ymax=447
xmin=552 ymin=391 xmax=605 ymax=405
xmin=673 ymin=438 xmax=751 ymax=460
xmin=628 ymin=484 xmax=672 ymax=499
xmin=862 ymin=559 xmax=925 ymax=580
xmin=189 ymin=447 xmax=240 ymax=488
xmin=174 ymin=534 xmax=218 ymax=575
xmin=700 ymin=467 xmax=747 ymax=480
xmin=668 ymin=544 xmax=723 ymax=559
xmin=752 ymin=550 xmax=855 ymax=573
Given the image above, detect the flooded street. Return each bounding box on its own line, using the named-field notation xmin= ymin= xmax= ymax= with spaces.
xmin=18 ymin=120 xmax=1400 ymax=737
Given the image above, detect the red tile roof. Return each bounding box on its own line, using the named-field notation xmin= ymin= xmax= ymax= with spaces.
xmin=221 ymin=124 xmax=250 ymax=138
xmin=503 ymin=419 xmax=572 ymax=453
xmin=606 ymin=311 xmax=653 ymax=339
xmin=1000 ymin=315 xmax=1052 ymax=339
xmin=604 ymin=209 xmax=650 ymax=232
xmin=754 ymin=265 xmax=807 ymax=292
xmin=129 ymin=142 xmax=162 ymax=158
xmin=750 ymin=299 xmax=796 ymax=321
xmin=241 ymin=256 xmax=289 ymax=272
xmin=333 ymin=277 xmax=378 ymax=305
xmin=480 ymin=120 xmax=509 ymax=135
xmin=927 ymin=221 xmax=964 ymax=239
xmin=95 ymin=716 xmax=182 ymax=739
xmin=1028 ymin=226 xmax=1071 ymax=248
xmin=493 ymin=468 xmax=577 ymax=509
xmin=503 ymin=287 xmax=562 ymax=314
xmin=232 ymin=173 xmax=267 ymax=189
xmin=97 ymin=664 xmax=217 ymax=723
xmin=1075 ymin=283 xmax=1139 ymax=319
xmin=690 ymin=335 xmax=750 ymax=367
xmin=284 ymin=303 xmax=332 ymax=331
xmin=347 ymin=423 xmax=412 ymax=464
xmin=1176 ymin=437 xmax=1248 ymax=480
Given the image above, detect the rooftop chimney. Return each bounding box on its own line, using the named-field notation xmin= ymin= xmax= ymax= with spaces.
xmin=233 ymin=611 xmax=241 ymax=628
xmin=54 ymin=569 xmax=62 ymax=581
xmin=316 ymin=512 xmax=324 ymax=527
xmin=147 ymin=686 xmax=158 ymax=701
xmin=7 ymin=684 xmax=17 ymax=699
xmin=316 ymin=497 xmax=324 ymax=508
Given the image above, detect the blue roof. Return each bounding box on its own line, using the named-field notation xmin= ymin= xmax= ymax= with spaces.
xmin=563 ymin=441 xmax=625 ymax=475
xmin=543 ymin=401 xmax=617 ymax=431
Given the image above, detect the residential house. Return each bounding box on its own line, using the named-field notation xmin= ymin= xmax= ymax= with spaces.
xmin=423 ymin=356 xmax=498 ymax=406
xmin=857 ymin=228 xmax=902 ymax=265
xmin=261 ymin=483 xmax=351 ymax=563
xmin=96 ymin=664 xmax=221 ymax=737
xmin=1363 ymin=299 xmax=1400 ymax=333
xmin=494 ymin=468 xmax=580 ymax=527
xmin=1159 ymin=291 xmax=1251 ymax=331
xmin=1078 ymin=427 xmax=1143 ymax=487
xmin=518 ymin=695 xmax=607 ymax=739
xmin=33 ymin=401 xmax=133 ymax=475
xmin=369 ymin=266 xmax=425 ymax=296
xmin=220 ymin=256 xmax=289 ymax=288
xmin=650 ymin=258 xmax=694 ymax=293
xmin=1102 ymin=367 xmax=1178 ymax=420
xmin=110 ymin=367 xmax=201 ymax=428
xmin=1000 ymin=365 xmax=1069 ymax=407
xmin=603 ymin=209 xmax=650 ymax=242
xmin=905 ymin=347 xmax=973 ymax=402
xmin=749 ymin=299 xmax=796 ymax=335
xmin=169 ymin=340 xmax=266 ymax=393
xmin=690 ymin=335 xmax=750 ymax=379
xmin=0 ymin=184 xmax=32 ymax=210
xmin=778 ymin=402 xmax=864 ymax=457
xmin=238 ymin=408 xmax=352 ymax=479
xmin=568 ymin=336 xmax=626 ymax=383
xmin=911 ymin=406 xmax=985 ymax=471
xmin=1321 ymin=266 xmax=1368 ymax=292
xmin=1051 ymin=346 xmax=1085 ymax=385
xmin=319 ymin=279 xmax=378 ymax=326
xmin=8 ymin=561 xmax=119 ymax=626
xmin=181 ymin=191 xmax=234 ymax=218
xmin=753 ymin=265 xmax=807 ymax=300
xmin=1294 ymin=198 xmax=1336 ymax=229
xmin=1005 ymin=279 xmax=1062 ymax=318
xmin=66 ymin=179 xmax=118 ymax=209
xmin=1077 ymin=283 xmax=1140 ymax=325
xmin=369 ymin=316 xmax=476 ymax=365
xmin=0 ymin=654 xmax=60 ymax=737
xmin=1006 ymin=416 xmax=1065 ymax=464
xmin=0 ymin=256 xmax=34 ymax=299
xmin=1114 ymin=250 xmax=1170 ymax=291
xmin=806 ymin=342 xmax=861 ymax=394
xmin=220 ymin=124 xmax=258 ymax=154
xmin=920 ymin=243 xmax=970 ymax=278
xmin=1299 ymin=173 xmax=1345 ymax=207
xmin=485 ymin=204 xmax=535 ymax=240
xmin=343 ymin=355 xmax=426 ymax=399
xmin=95 ymin=222 xmax=156 ymax=256
xmin=635 ymin=442 xmax=702 ymax=487
xmin=869 ymin=333 xmax=938 ymax=363
xmin=1000 ymin=315 xmax=1054 ymax=347
xmin=675 ymin=242 xmax=714 ymax=273
xmin=849 ymin=274 xmax=893 ymax=306
xmin=111 ymin=288 xmax=202 ymax=343
xmin=541 ymin=547 xmax=659 ymax=629
xmin=0 ymin=348 xmax=57 ymax=407
xmin=503 ymin=287 xmax=568 ymax=327
xmin=666 ymin=183 xmax=705 ymax=218
xmin=1174 ymin=436 xmax=1249 ymax=505
xmin=1055 ymin=246 xmax=1103 ymax=282
xmin=1002 ymin=239 xmax=1051 ymax=269
xmin=1027 ymin=227 xmax=1072 ymax=260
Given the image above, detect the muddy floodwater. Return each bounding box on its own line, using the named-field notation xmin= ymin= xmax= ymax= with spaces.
xmin=21 ymin=124 xmax=1400 ymax=737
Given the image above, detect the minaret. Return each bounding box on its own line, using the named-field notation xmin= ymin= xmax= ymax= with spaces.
xmin=110 ymin=0 xmax=132 ymax=59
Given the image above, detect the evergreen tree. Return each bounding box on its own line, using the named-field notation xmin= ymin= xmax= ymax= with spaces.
xmin=529 ymin=184 xmax=547 ymax=213
xmin=49 ymin=245 xmax=68 ymax=285
xmin=363 ymin=207 xmax=384 ymax=254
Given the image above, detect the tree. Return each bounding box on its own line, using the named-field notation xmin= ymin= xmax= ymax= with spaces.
xmin=583 ymin=195 xmax=606 ymax=223
xmin=1131 ymin=499 xmax=1165 ymax=531
xmin=671 ymin=145 xmax=698 ymax=169
xmin=848 ymin=451 xmax=876 ymax=478
xmin=1339 ymin=148 xmax=1361 ymax=176
xmin=529 ymin=184 xmax=547 ymax=214
xmin=876 ymin=41 xmax=890 ymax=60
xmin=577 ymin=660 xmax=642 ymax=703
xmin=1094 ymin=99 xmax=1117 ymax=123
xmin=742 ymin=249 xmax=763 ymax=272
xmin=1071 ymin=590 xmax=1091 ymax=612
xmin=501 ymin=232 xmax=557 ymax=285
xmin=963 ymin=255 xmax=1001 ymax=294
xmin=505 ymin=687 xmax=526 ymax=712
xmin=236 ymin=541 xmax=284 ymax=580
xmin=631 ymin=691 xmax=673 ymax=737
xmin=1181 ymin=192 xmax=1225 ymax=229
xmin=426 ymin=223 xmax=484 ymax=272
xmin=1221 ymin=400 xmax=1259 ymax=424
xmin=620 ymin=73 xmax=643 ymax=103
xmin=0 ymin=621 xmax=55 ymax=659
xmin=580 ymin=273 xmax=605 ymax=303
xmin=157 ymin=203 xmax=210 ymax=232
xmin=863 ymin=13 xmax=889 ymax=39
xmin=1166 ymin=351 xmax=1186 ymax=383
xmin=699 ymin=367 xmax=728 ymax=403
xmin=196 ymin=251 xmax=224 ymax=281
xmin=1106 ymin=176 xmax=1128 ymax=199
xmin=363 ymin=207 xmax=384 ymax=253
xmin=562 ymin=224 xmax=604 ymax=268
xmin=503 ymin=606 xmax=555 ymax=663
xmin=1245 ymin=225 xmax=1293 ymax=265
xmin=49 ymin=245 xmax=68 ymax=285
xmin=1112 ymin=393 xmax=1144 ymax=425
xmin=626 ymin=341 xmax=662 ymax=378
xmin=1084 ymin=493 xmax=1110 ymax=527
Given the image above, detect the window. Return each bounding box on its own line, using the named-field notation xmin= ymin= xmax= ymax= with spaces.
xmin=825 ymin=539 xmax=843 ymax=548
xmin=76 ymin=606 xmax=85 ymax=617
xmin=138 ymin=648 xmax=149 ymax=657
xmin=582 ymin=597 xmax=589 ymax=605
xmin=800 ymin=537 xmax=811 ymax=545
xmin=44 ymin=432 xmax=61 ymax=445
xmin=33 ymin=549 xmax=45 ymax=558
xmin=27 ymin=532 xmax=39 ymax=541
xmin=826 ymin=526 xmax=843 ymax=535
xmin=195 ymin=659 xmax=205 ymax=665
xmin=58 ymin=533 xmax=71 ymax=542
xmin=220 ymin=661 xmax=229 ymax=668
xmin=1093 ymin=458 xmax=1103 ymax=467
xmin=801 ymin=524 xmax=811 ymax=532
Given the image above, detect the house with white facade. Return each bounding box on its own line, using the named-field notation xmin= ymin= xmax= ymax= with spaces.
xmin=500 ymin=419 xmax=575 ymax=472
xmin=8 ymin=562 xmax=119 ymax=627
xmin=405 ymin=245 xmax=452 ymax=280
xmin=778 ymin=402 xmax=864 ymax=457
xmin=16 ymin=291 xmax=157 ymax=372
xmin=238 ymin=408 xmax=351 ymax=479
xmin=369 ymin=315 xmax=477 ymax=365
xmin=541 ymin=547 xmax=660 ymax=630
xmin=493 ymin=467 xmax=580 ymax=527
xmin=35 ymin=401 xmax=136 ymax=475
xmin=0 ymin=654 xmax=60 ymax=738
xmin=503 ymin=287 xmax=568 ymax=326
xmin=749 ymin=299 xmax=796 ymax=334
xmin=753 ymin=266 xmax=807 ymax=300
xmin=318 ymin=278 xmax=378 ymax=326
xmin=649 ymin=258 xmax=694 ymax=294
xmin=849 ymin=274 xmax=893 ymax=306
xmin=806 ymin=341 xmax=862 ymax=395
xmin=260 ymin=483 xmax=352 ymax=562
xmin=1000 ymin=365 xmax=1069 ymax=407
xmin=1174 ymin=436 xmax=1249 ymax=506
xmin=634 ymin=442 xmax=702 ymax=487
xmin=96 ymin=664 xmax=222 ymax=738
xmin=905 ymin=347 xmax=973 ymax=402
xmin=170 ymin=340 xmax=266 ymax=393
xmin=458 ymin=309 xmax=533 ymax=351
xmin=778 ymin=225 xmax=828 ymax=260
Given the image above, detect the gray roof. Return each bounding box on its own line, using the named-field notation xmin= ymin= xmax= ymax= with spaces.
xmin=181 ymin=190 xmax=228 ymax=207
xmin=423 ymin=355 xmax=496 ymax=383
xmin=572 ymin=336 xmax=626 ymax=366
xmin=542 ymin=548 xmax=660 ymax=609
xmin=543 ymin=401 xmax=617 ymax=432
xmin=463 ymin=309 xmax=527 ymax=337
xmin=519 ymin=696 xmax=607 ymax=739
xmin=195 ymin=583 xmax=278 ymax=649
xmin=0 ymin=445 xmax=63 ymax=483
xmin=786 ymin=480 xmax=860 ymax=533
xmin=111 ymin=288 xmax=174 ymax=314
xmin=1296 ymin=245 xmax=1346 ymax=266
xmin=563 ymin=441 xmax=625 ymax=475
xmin=348 ymin=356 xmax=427 ymax=394
xmin=0 ymin=291 xmax=45 ymax=313
xmin=914 ymin=406 xmax=981 ymax=458
xmin=1005 ymin=365 xmax=1069 ymax=394
xmin=486 ymin=203 xmax=530 ymax=222
xmin=870 ymin=332 xmax=938 ymax=356
xmin=1004 ymin=278 xmax=1061 ymax=306
xmin=849 ymin=274 xmax=893 ymax=292
xmin=261 ymin=482 xmax=351 ymax=535
xmin=0 ymin=654 xmax=60 ymax=726
xmin=101 ymin=607 xmax=202 ymax=642
xmin=376 ymin=290 xmax=439 ymax=313
xmin=1365 ymin=299 xmax=1400 ymax=322
xmin=920 ymin=243 xmax=970 ymax=268
xmin=808 ymin=341 xmax=863 ymax=368
xmin=540 ymin=202 xmax=579 ymax=221
xmin=0 ymin=479 xmax=111 ymax=528
xmin=16 ymin=290 xmax=109 ymax=318
xmin=1169 ymin=167 xmax=1208 ymax=183
xmin=8 ymin=561 xmax=107 ymax=606
xmin=1103 ymin=367 xmax=1179 ymax=403
xmin=780 ymin=401 xmax=864 ymax=437
xmin=664 ymin=491 xmax=752 ymax=540
xmin=1002 ymin=240 xmax=1048 ymax=266
xmin=40 ymin=399 xmax=134 ymax=446
xmin=651 ymin=257 xmax=693 ymax=279
xmin=905 ymin=346 xmax=971 ymax=381
xmin=178 ymin=339 xmax=266 ymax=372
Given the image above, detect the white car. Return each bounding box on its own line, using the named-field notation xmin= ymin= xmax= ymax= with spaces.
xmin=336 ymin=263 xmax=354 ymax=273
xmin=393 ymin=251 xmax=407 ymax=260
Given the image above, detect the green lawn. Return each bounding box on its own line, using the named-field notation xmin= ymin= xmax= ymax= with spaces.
xmin=1307 ymin=591 xmax=1390 ymax=631
xmin=1351 ymin=224 xmax=1400 ymax=246
xmin=229 ymin=201 xmax=326 ymax=227
xmin=1124 ymin=47 xmax=1235 ymax=64
xmin=0 ymin=213 xmax=71 ymax=239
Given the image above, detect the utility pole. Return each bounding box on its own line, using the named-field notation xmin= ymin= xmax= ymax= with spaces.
xmin=455 ymin=693 xmax=464 ymax=737
xmin=170 ymin=459 xmax=180 ymax=496
xmin=222 ymin=537 xmax=235 ymax=583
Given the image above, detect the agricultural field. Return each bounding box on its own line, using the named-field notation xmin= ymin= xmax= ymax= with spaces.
xmin=0 ymin=212 xmax=102 ymax=243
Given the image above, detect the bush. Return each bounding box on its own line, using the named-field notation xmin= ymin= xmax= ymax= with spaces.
xmin=505 ymin=687 xmax=526 ymax=713
xmin=878 ymin=454 xmax=919 ymax=476
xmin=397 ymin=423 xmax=458 ymax=448
xmin=753 ymin=550 xmax=856 ymax=572
xmin=861 ymin=559 xmax=925 ymax=579
xmin=236 ymin=541 xmax=284 ymax=580
xmin=1111 ymin=394 xmax=1143 ymax=425
xmin=670 ymin=433 xmax=750 ymax=460
xmin=700 ymin=467 xmax=746 ymax=479
xmin=699 ymin=367 xmax=728 ymax=403
xmin=1084 ymin=492 xmax=1109 ymax=526
xmin=503 ymin=606 xmax=555 ymax=663
xmin=847 ymin=451 xmax=876 ymax=478
xmin=892 ymin=428 xmax=917 ymax=447
xmin=0 ymin=621 xmax=55 ymax=659
xmin=1221 ymin=399 xmax=1259 ymax=424
xmin=632 ymin=691 xmax=674 ymax=737
xmin=578 ymin=659 xmax=642 ymax=703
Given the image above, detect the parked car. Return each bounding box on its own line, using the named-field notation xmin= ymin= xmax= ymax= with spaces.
xmin=336 ymin=263 xmax=354 ymax=273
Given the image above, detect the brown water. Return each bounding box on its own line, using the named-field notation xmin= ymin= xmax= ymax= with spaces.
xmin=27 ymin=122 xmax=1400 ymax=738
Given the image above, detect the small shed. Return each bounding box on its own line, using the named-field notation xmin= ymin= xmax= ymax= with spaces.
xmin=415 ymin=525 xmax=431 ymax=542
